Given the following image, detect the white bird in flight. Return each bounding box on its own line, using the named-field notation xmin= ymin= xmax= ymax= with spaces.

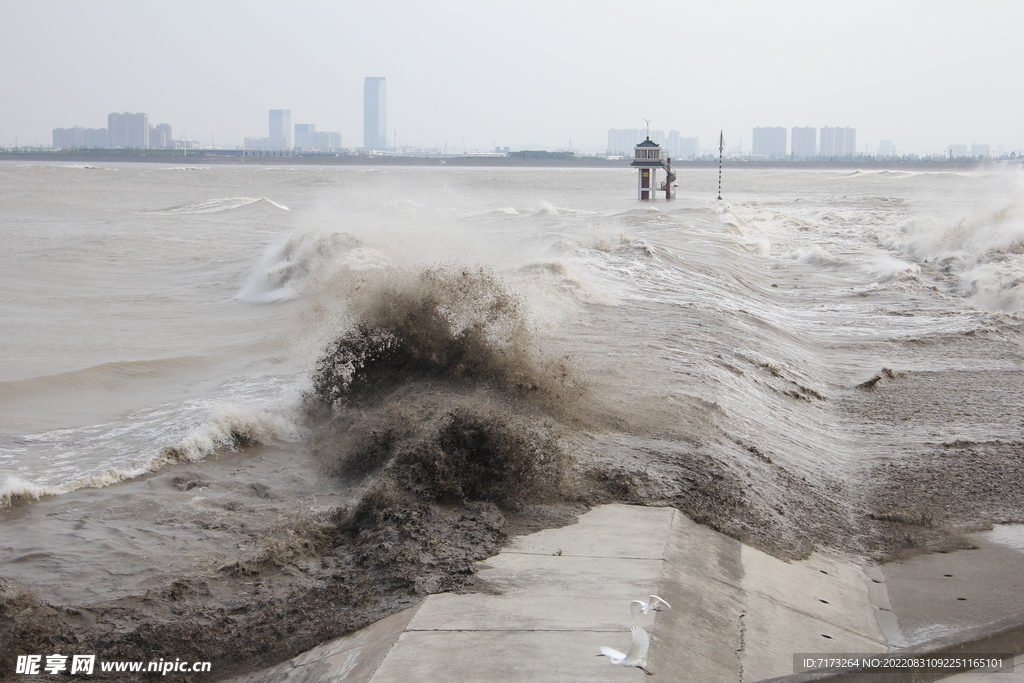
xmin=630 ymin=595 xmax=671 ymax=618
xmin=597 ymin=625 xmax=654 ymax=676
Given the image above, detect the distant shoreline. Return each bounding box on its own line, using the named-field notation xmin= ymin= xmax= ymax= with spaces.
xmin=0 ymin=150 xmax=1017 ymax=171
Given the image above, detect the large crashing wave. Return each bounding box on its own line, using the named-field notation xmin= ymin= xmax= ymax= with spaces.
xmin=304 ymin=267 xmax=577 ymax=512
xmin=309 ymin=268 xmax=563 ymax=403
xmin=879 ymin=174 xmax=1024 ymax=310
xmin=237 ymin=231 xmax=389 ymax=303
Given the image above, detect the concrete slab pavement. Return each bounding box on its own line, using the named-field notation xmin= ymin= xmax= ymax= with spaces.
xmin=225 ymin=504 xmax=892 ymax=683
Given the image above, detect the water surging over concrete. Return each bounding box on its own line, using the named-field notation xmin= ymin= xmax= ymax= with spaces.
xmin=303 ymin=266 xmax=578 ymax=516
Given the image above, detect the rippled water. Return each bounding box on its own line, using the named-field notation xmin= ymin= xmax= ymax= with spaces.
xmin=2 ymin=161 xmax=1022 ymax=524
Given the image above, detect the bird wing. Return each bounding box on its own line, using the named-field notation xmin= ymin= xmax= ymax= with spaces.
xmin=630 ymin=600 xmax=646 ymax=618
xmin=600 ymin=646 xmax=625 ymax=662
xmin=626 ymin=626 xmax=650 ymax=664
xmin=650 ymin=595 xmax=672 ymax=611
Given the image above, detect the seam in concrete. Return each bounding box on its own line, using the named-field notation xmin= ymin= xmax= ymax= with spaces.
xmin=403 ymin=628 xmax=636 ymax=633
xmin=502 ymin=551 xmax=669 ymax=560
xmin=671 ymin=568 xmax=888 ymax=648
xmin=658 ymin=509 xmax=679 ymax=560
xmin=863 ymin=565 xmax=904 ymax=648
xmin=737 ymin=611 xmax=748 ymax=683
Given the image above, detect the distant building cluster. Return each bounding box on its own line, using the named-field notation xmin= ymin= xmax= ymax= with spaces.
xmin=52 ymin=126 xmax=108 ymax=149
xmin=51 ymin=78 xmax=387 ymax=154
xmin=948 ymin=143 xmax=991 ymax=158
xmin=243 ymin=78 xmax=384 ymax=152
xmin=244 ymin=110 xmax=343 ymax=151
xmin=246 ymin=109 xmax=291 ymax=150
xmin=608 ymin=129 xmax=698 ymax=159
xmin=752 ymin=126 xmax=857 ymax=158
xmin=53 ymin=112 xmax=176 ymax=150
xmin=295 ymin=125 xmax=342 ymax=151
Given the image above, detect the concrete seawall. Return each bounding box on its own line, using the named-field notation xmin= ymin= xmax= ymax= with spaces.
xmin=226 ymin=504 xmax=903 ymax=682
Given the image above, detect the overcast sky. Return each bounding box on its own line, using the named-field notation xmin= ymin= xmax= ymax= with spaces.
xmin=2 ymin=0 xmax=1020 ymax=154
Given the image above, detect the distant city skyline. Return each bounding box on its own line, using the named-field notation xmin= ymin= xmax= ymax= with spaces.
xmin=30 ymin=96 xmax=1024 ymax=159
xmin=52 ymin=112 xmax=176 ymax=150
xmin=6 ymin=1 xmax=1021 ymax=155
xmin=35 ymin=109 xmax=1019 ymax=160
xmin=44 ymin=105 xmax=1011 ymax=160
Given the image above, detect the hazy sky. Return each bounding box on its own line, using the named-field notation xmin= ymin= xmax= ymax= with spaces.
xmin=2 ymin=0 xmax=1021 ymax=154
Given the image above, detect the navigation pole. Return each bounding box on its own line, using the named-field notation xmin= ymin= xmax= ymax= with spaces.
xmin=717 ymin=130 xmax=724 ymax=201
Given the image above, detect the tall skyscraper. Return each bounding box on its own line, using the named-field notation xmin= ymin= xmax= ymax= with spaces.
xmin=269 ymin=110 xmax=292 ymax=148
xmin=364 ymin=77 xmax=387 ymax=150
xmin=791 ymin=127 xmax=817 ymax=158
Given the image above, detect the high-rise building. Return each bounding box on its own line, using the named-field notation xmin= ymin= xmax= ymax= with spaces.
xmin=752 ymin=127 xmax=787 ymax=157
xmin=819 ymin=127 xmax=856 ymax=157
xmin=791 ymin=127 xmax=817 ymax=158
xmin=878 ymin=139 xmax=894 ymax=157
xmin=269 ymin=110 xmax=292 ymax=148
xmin=294 ymin=124 xmax=341 ymax=151
xmin=820 ymin=127 xmax=835 ymax=156
xmin=312 ymin=131 xmax=342 ymax=150
xmin=82 ymin=128 xmax=107 ymax=148
xmin=364 ymin=77 xmax=387 ymax=149
xmin=53 ymin=127 xmax=83 ymax=149
xmin=675 ymin=137 xmax=699 ymax=159
xmin=56 ymin=123 xmax=108 ymax=148
xmin=608 ymin=128 xmax=696 ymax=159
xmin=107 ymin=112 xmax=149 ymax=148
xmin=843 ymin=128 xmax=856 ymax=156
xmin=607 ymin=129 xmax=645 ymax=157
xmin=108 ymin=114 xmax=124 ymax=147
xmin=294 ymin=123 xmax=315 ymax=149
xmin=665 ymin=131 xmax=698 ymax=159
xmin=150 ymin=123 xmax=172 ymax=149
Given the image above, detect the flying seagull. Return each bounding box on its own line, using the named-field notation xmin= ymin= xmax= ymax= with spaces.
xmin=631 ymin=595 xmax=672 ymax=618
xmin=597 ymin=625 xmax=654 ymax=676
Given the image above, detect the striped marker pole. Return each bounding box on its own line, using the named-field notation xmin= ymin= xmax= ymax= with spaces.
xmin=717 ymin=130 xmax=724 ymax=201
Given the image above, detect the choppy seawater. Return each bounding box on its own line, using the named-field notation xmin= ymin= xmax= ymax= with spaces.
xmin=1 ymin=160 xmax=1023 ymax=532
